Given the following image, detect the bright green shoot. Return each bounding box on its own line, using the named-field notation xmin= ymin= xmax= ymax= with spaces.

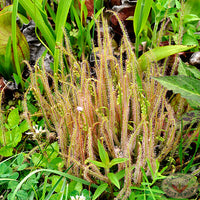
xmin=87 ymin=140 xmax=128 ymax=174
xmin=134 ymin=0 xmax=153 ymax=57
xmin=130 ymin=159 xmax=167 ymax=199
xmin=86 ymin=140 xmax=128 ymax=197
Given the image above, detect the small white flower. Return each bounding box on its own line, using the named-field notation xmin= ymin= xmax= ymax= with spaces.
xmin=25 ymin=125 xmax=46 ymax=135
xmin=25 ymin=131 xmax=33 ymax=135
xmin=33 ymin=125 xmax=46 ymax=134
xmin=70 ymin=195 xmax=86 ymax=200
xmin=79 ymin=195 xmax=86 ymax=200
xmin=77 ymin=106 xmax=83 ymax=112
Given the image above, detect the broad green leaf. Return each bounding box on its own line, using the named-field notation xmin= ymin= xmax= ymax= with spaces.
xmin=46 ymin=142 xmax=59 ymax=160
xmin=87 ymin=160 xmax=107 ymax=168
xmin=19 ymin=120 xmax=29 ymax=133
xmin=31 ymin=153 xmax=47 ymax=167
xmin=138 ymin=45 xmax=196 ymax=71
xmin=13 ymin=73 xmax=21 ymax=85
xmin=115 ymin=169 xmax=125 ymax=180
xmin=1 ymin=5 xmax=29 ymax=24
xmin=17 ymin=164 xmax=27 ymax=171
xmin=92 ymin=183 xmax=108 ymax=200
xmin=182 ymin=33 xmax=199 ymax=46
xmin=178 ymin=59 xmax=192 ymax=76
xmin=115 ymin=169 xmax=125 ymax=181
xmin=8 ymin=108 xmax=20 ymax=128
xmin=15 ymin=190 xmax=28 ymax=199
xmin=183 ymin=14 xmax=200 ymax=24
xmin=95 ymin=0 xmax=103 ymax=11
xmin=107 ymin=173 xmax=120 ymax=189
xmin=109 ymin=158 xmax=128 ymax=168
xmin=187 ymin=99 xmax=200 ymax=109
xmin=184 ymin=0 xmax=200 ymax=18
xmin=187 ymin=66 xmax=200 ymax=79
xmin=17 ymin=153 xmax=24 ymax=165
xmin=55 ymin=0 xmax=72 ymax=37
xmin=178 ymin=60 xmax=200 ymax=80
xmin=27 ymin=101 xmax=38 ymax=114
xmin=0 ymin=146 xmax=13 ymax=156
xmin=81 ymin=0 xmax=88 ymax=23
xmin=153 ymin=75 xmax=200 ymax=104
xmin=97 ymin=140 xmax=110 ymax=166
xmin=146 ymin=159 xmax=154 ymax=178
xmin=71 ymin=6 xmax=82 ymax=30
xmin=7 ymin=126 xmax=22 ymax=147
xmin=0 ymin=129 xmax=4 ymax=145
xmin=115 ymin=165 xmax=135 ymax=181
xmin=134 ymin=0 xmax=153 ymax=57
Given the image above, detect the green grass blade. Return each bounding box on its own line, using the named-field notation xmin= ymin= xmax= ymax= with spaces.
xmin=12 ymin=0 xmax=24 ymax=88
xmin=134 ymin=0 xmax=153 ymax=36
xmin=60 ymin=178 xmax=67 ymax=200
xmin=46 ymin=3 xmax=56 ymax=24
xmin=55 ymin=0 xmax=72 ymax=37
xmin=19 ymin=0 xmax=55 ymax=53
xmin=179 ymin=121 xmax=183 ymax=172
xmin=41 ymin=175 xmax=49 ymax=200
xmin=64 ymin=183 xmax=69 ymax=200
xmin=11 ymin=168 xmax=98 ymax=200
xmin=45 ymin=176 xmax=63 ymax=200
xmin=134 ymin=0 xmax=152 ymax=57
xmin=184 ymin=128 xmax=200 ymax=173
xmin=71 ymin=5 xmax=82 ymax=30
xmin=53 ymin=0 xmax=72 ymax=78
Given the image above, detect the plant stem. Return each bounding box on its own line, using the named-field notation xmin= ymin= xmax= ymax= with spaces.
xmin=135 ymin=36 xmax=139 ymax=58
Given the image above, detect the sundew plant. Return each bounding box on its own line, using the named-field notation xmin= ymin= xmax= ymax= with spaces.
xmin=0 ymin=0 xmax=199 ymax=199
xmin=22 ymin=14 xmax=200 ymax=198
